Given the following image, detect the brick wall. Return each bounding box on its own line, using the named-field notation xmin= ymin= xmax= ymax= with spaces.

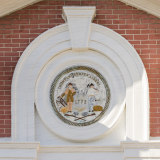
xmin=0 ymin=0 xmax=160 ymax=137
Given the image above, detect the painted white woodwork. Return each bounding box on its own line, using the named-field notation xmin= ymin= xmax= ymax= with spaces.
xmin=0 ymin=5 xmax=153 ymax=160
xmin=0 ymin=0 xmax=41 ymax=18
xmin=63 ymin=7 xmax=96 ymax=51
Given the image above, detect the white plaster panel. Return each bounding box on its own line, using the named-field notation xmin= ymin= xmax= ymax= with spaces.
xmin=35 ymin=49 xmax=126 ymax=142
xmin=0 ymin=149 xmax=37 ymax=158
xmin=35 ymin=106 xmax=126 ymax=146
xmin=11 ymin=11 xmax=149 ymax=147
xmin=124 ymin=149 xmax=160 ymax=158
xmin=37 ymin=152 xmax=124 ymax=160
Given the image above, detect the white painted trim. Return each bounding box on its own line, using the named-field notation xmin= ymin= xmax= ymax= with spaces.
xmin=0 ymin=0 xmax=42 ymax=18
xmin=38 ymin=146 xmax=123 ymax=153
xmin=11 ymin=6 xmax=149 ymax=143
xmin=119 ymin=0 xmax=160 ymax=18
xmin=63 ymin=7 xmax=96 ymax=51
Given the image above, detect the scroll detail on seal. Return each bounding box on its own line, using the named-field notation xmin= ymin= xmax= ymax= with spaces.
xmin=50 ymin=66 xmax=110 ymax=126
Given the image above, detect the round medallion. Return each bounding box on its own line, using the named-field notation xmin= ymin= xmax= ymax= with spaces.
xmin=50 ymin=66 xmax=110 ymax=126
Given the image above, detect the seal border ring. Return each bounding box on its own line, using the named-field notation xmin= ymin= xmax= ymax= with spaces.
xmin=50 ymin=66 xmax=111 ymax=126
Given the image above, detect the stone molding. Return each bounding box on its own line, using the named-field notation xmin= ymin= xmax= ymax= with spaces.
xmin=11 ymin=21 xmax=149 ymax=142
xmin=0 ymin=142 xmax=160 ymax=159
xmin=63 ymin=7 xmax=96 ymax=51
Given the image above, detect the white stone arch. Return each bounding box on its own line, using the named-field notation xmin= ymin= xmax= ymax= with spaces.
xmin=11 ymin=8 xmax=149 ymax=142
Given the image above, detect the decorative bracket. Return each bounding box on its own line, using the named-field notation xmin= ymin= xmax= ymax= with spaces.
xmin=63 ymin=6 xmax=96 ymax=51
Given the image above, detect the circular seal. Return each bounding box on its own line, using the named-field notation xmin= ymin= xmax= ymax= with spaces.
xmin=50 ymin=66 xmax=110 ymax=126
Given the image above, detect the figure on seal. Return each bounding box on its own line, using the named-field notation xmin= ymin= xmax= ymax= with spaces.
xmin=87 ymin=83 xmax=99 ymax=112
xmin=61 ymin=83 xmax=76 ymax=112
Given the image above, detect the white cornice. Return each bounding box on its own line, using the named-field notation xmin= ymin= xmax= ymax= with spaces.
xmin=118 ymin=0 xmax=160 ymax=18
xmin=0 ymin=0 xmax=42 ymax=18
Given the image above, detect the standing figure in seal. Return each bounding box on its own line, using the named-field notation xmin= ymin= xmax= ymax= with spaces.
xmin=61 ymin=83 xmax=76 ymax=112
xmin=87 ymin=83 xmax=99 ymax=112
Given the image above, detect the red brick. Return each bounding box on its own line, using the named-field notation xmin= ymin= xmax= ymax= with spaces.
xmin=150 ymin=64 xmax=160 ymax=69
xmin=49 ymin=10 xmax=62 ymax=14
xmin=30 ymin=19 xmax=48 ymax=24
xmin=39 ymin=15 xmax=56 ymax=19
xmin=134 ymin=35 xmax=148 ymax=40
xmin=0 ymin=20 xmax=12 ymax=25
xmin=135 ymin=45 xmax=149 ymax=49
xmin=119 ymin=25 xmax=133 ymax=29
xmin=39 ymin=5 xmax=56 ymax=9
xmin=4 ymin=15 xmax=19 ymax=20
xmin=119 ymin=15 xmax=132 ymax=19
xmin=0 ymin=125 xmax=11 ymax=129
xmin=96 ymin=6 xmax=105 ymax=10
xmin=12 ymin=39 xmax=29 ymax=43
xmin=150 ymin=133 xmax=160 ymax=137
xmin=96 ymin=15 xmax=105 ymax=19
xmin=0 ymin=30 xmax=12 ymax=34
xmin=81 ymin=1 xmax=97 ymax=5
xmin=20 ymin=15 xmax=38 ymax=19
xmin=97 ymin=10 xmax=112 ymax=14
xmin=49 ymin=1 xmax=64 ymax=5
xmin=133 ymin=15 xmax=148 ymax=19
xmin=34 ymin=1 xmax=48 ymax=5
xmin=30 ymin=29 xmax=47 ymax=34
xmin=49 ymin=19 xmax=65 ymax=23
xmin=13 ymin=20 xmax=29 ymax=24
xmin=150 ymin=118 xmax=158 ymax=123
xmin=5 ymin=129 xmax=11 ymax=133
xmin=114 ymin=30 xmax=125 ymax=34
xmin=141 ymin=19 xmax=156 ymax=23
xmin=113 ymin=10 xmax=125 ymax=14
xmin=134 ymin=24 xmax=148 ymax=29
xmin=106 ymin=15 xmax=118 ymax=19
xmin=149 ymin=34 xmax=160 ymax=39
xmin=126 ymin=10 xmax=140 ymax=14
xmin=142 ymin=40 xmax=156 ymax=44
xmin=98 ymin=20 xmax=112 ymax=24
xmin=4 ymin=25 xmax=19 ymax=29
xmin=4 ymin=34 xmax=19 ymax=38
xmin=30 ymin=10 xmax=48 ymax=14
xmin=24 ymin=6 xmax=39 ymax=10
xmin=39 ymin=24 xmax=56 ymax=29
xmin=0 ymin=134 xmax=11 ymax=137
xmin=5 ymin=120 xmax=11 ymax=124
xmin=14 ymin=10 xmax=29 ymax=14
xmin=126 ymin=30 xmax=140 ymax=34
xmin=0 ymin=57 xmax=12 ymax=62
xmin=129 ymin=41 xmax=140 ymax=45
xmin=98 ymin=1 xmax=112 ymax=5
xmin=20 ymin=34 xmax=38 ymax=38
xmin=65 ymin=1 xmax=81 ymax=5
xmin=149 ymin=24 xmax=160 ymax=29
xmin=106 ymin=25 xmax=118 ymax=29
xmin=113 ymin=1 xmax=124 ymax=5
xmin=0 ymin=39 xmax=11 ymax=43
xmin=0 ymin=48 xmax=11 ymax=52
xmin=20 ymin=25 xmax=38 ymax=29
xmin=106 ymin=5 xmax=118 ymax=9
xmin=149 ymin=15 xmax=158 ymax=19
xmin=113 ymin=20 xmax=125 ymax=24
xmin=122 ymin=35 xmax=133 ymax=40
xmin=141 ymin=30 xmax=156 ymax=34
xmin=119 ymin=5 xmax=132 ymax=9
